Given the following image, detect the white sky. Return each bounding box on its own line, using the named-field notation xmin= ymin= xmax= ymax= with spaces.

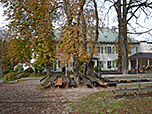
xmin=0 ymin=3 xmax=8 ymax=28
xmin=0 ymin=1 xmax=152 ymax=42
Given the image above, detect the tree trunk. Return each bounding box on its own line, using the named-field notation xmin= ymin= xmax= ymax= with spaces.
xmin=46 ymin=64 xmax=51 ymax=77
xmin=122 ymin=0 xmax=128 ymax=74
xmin=87 ymin=61 xmax=94 ymax=75
xmin=73 ymin=57 xmax=80 ymax=85
xmin=82 ymin=10 xmax=87 ymax=76
xmin=117 ymin=0 xmax=128 ymax=74
xmin=86 ymin=0 xmax=99 ymax=75
xmin=117 ymin=0 xmax=122 ymax=73
xmin=0 ymin=57 xmax=3 ymax=76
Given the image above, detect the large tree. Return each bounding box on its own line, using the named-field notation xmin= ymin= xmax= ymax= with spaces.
xmin=0 ymin=28 xmax=9 ymax=76
xmin=57 ymin=0 xmax=99 ymax=85
xmin=105 ymin=0 xmax=152 ymax=74
xmin=0 ymin=0 xmax=60 ymax=76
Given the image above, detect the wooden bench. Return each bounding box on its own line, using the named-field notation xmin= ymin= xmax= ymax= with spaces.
xmin=96 ymin=78 xmax=108 ymax=86
xmin=113 ymin=87 xmax=152 ymax=93
xmin=102 ymin=74 xmax=152 ymax=94
xmin=70 ymin=74 xmax=74 ymax=79
xmin=87 ymin=76 xmax=108 ymax=87
xmin=55 ymin=78 xmax=63 ymax=87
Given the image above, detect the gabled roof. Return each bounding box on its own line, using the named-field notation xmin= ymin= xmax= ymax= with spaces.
xmin=98 ymin=28 xmax=139 ymax=43
xmin=55 ymin=27 xmax=139 ymax=44
xmin=129 ymin=52 xmax=152 ymax=59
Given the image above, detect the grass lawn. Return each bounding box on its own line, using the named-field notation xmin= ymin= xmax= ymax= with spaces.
xmin=27 ymin=73 xmax=46 ymax=78
xmin=69 ymin=91 xmax=152 ymax=114
xmin=0 ymin=76 xmax=5 ymax=80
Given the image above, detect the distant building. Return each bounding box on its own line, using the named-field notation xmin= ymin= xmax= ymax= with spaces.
xmin=129 ymin=41 xmax=152 ymax=72
xmin=54 ymin=28 xmax=152 ymax=72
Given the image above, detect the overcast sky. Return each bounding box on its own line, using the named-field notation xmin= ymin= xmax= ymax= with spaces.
xmin=0 ymin=1 xmax=152 ymax=42
xmin=0 ymin=3 xmax=9 ymax=28
xmin=0 ymin=4 xmax=6 ymax=28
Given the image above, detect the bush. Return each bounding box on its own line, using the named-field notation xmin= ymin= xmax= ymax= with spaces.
xmin=5 ymin=72 xmax=19 ymax=80
xmin=2 ymin=69 xmax=10 ymax=75
xmin=108 ymin=65 xmax=111 ymax=69
xmin=15 ymin=65 xmax=24 ymax=73
xmin=2 ymin=66 xmax=14 ymax=75
xmin=147 ymin=66 xmax=151 ymax=70
xmin=24 ymin=67 xmax=34 ymax=73
xmin=93 ymin=66 xmax=98 ymax=72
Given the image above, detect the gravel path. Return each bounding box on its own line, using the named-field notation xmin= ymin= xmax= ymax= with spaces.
xmin=0 ymin=78 xmax=112 ymax=114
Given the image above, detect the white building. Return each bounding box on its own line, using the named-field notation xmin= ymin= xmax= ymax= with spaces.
xmin=54 ymin=28 xmax=152 ymax=72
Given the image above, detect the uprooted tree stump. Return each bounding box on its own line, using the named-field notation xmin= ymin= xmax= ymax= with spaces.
xmin=40 ymin=72 xmax=107 ymax=88
xmin=40 ymin=60 xmax=107 ymax=88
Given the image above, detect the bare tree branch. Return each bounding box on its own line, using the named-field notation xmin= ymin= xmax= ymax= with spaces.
xmin=128 ymin=28 xmax=152 ymax=35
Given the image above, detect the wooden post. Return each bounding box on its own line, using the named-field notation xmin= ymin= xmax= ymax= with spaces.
xmin=148 ymin=59 xmax=150 ymax=66
xmin=136 ymin=58 xmax=139 ymax=74
xmin=97 ymin=58 xmax=100 ymax=76
xmin=128 ymin=59 xmax=131 ymax=71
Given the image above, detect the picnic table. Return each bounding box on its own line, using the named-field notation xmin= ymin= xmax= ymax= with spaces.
xmin=102 ymin=74 xmax=152 ymax=94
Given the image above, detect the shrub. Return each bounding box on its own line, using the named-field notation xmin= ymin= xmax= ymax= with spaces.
xmin=147 ymin=66 xmax=151 ymax=70
xmin=2 ymin=69 xmax=10 ymax=75
xmin=108 ymin=65 xmax=111 ymax=69
xmin=93 ymin=66 xmax=98 ymax=72
xmin=5 ymin=72 xmax=19 ymax=80
xmin=15 ymin=65 xmax=24 ymax=73
xmin=24 ymin=67 xmax=34 ymax=73
xmin=2 ymin=66 xmax=14 ymax=75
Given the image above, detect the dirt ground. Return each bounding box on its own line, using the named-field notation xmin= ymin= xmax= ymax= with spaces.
xmin=0 ymin=78 xmax=113 ymax=114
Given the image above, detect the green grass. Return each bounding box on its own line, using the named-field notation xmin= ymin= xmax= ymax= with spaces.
xmin=2 ymin=79 xmax=9 ymax=83
xmin=69 ymin=91 xmax=152 ymax=114
xmin=0 ymin=76 xmax=5 ymax=80
xmin=2 ymin=73 xmax=46 ymax=83
xmin=28 ymin=73 xmax=46 ymax=78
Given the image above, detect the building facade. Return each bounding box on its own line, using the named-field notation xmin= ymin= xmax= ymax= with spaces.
xmin=54 ymin=28 xmax=152 ymax=72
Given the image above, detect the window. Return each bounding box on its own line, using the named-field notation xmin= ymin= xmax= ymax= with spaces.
xmin=101 ymin=47 xmax=103 ymax=54
xmin=112 ymin=61 xmax=114 ymax=68
xmin=105 ymin=47 xmax=107 ymax=54
xmin=108 ymin=46 xmax=111 ymax=54
xmin=100 ymin=61 xmax=103 ymax=68
xmin=97 ymin=46 xmax=100 ymax=53
xmin=58 ymin=61 xmax=60 ymax=67
xmin=116 ymin=46 xmax=118 ymax=53
xmin=107 ymin=61 xmax=111 ymax=68
xmin=116 ymin=63 xmax=118 ymax=67
xmin=136 ymin=47 xmax=138 ymax=53
xmin=131 ymin=47 xmax=138 ymax=54
xmin=112 ymin=47 xmax=115 ymax=54
xmin=54 ymin=64 xmax=56 ymax=71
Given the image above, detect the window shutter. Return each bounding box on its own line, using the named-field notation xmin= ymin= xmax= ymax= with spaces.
xmin=101 ymin=47 xmax=103 ymax=54
xmin=112 ymin=47 xmax=115 ymax=54
xmin=105 ymin=47 xmax=107 ymax=54
xmin=136 ymin=47 xmax=138 ymax=53
xmin=112 ymin=61 xmax=114 ymax=67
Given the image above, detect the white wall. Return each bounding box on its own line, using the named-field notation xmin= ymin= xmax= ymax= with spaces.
xmin=138 ymin=41 xmax=152 ymax=52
